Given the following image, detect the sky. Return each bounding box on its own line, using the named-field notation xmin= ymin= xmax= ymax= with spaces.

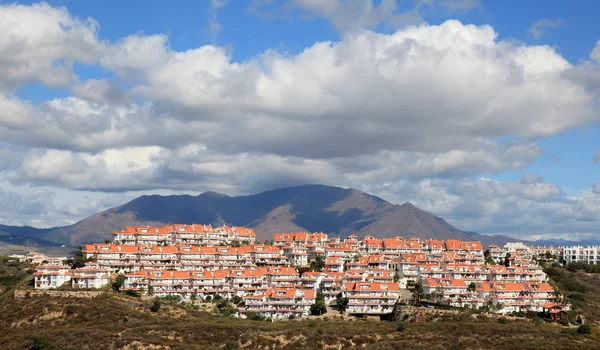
xmin=0 ymin=0 xmax=599 ymax=241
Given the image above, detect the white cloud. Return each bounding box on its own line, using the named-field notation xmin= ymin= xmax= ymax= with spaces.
xmin=249 ymin=0 xmax=481 ymax=34
xmin=209 ymin=0 xmax=230 ymax=43
xmin=590 ymin=40 xmax=600 ymax=62
xmin=10 ymin=140 xmax=539 ymax=193
xmin=94 ymin=21 xmax=597 ymax=160
xmin=529 ymin=18 xmax=564 ymax=39
xmin=363 ymin=178 xmax=600 ymax=240
xmin=0 ymin=3 xmax=103 ymax=90
xmin=0 ymin=3 xmax=598 ymax=239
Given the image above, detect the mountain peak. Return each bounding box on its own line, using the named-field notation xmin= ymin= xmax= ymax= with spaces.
xmin=200 ymin=191 xmax=229 ymax=198
xmin=399 ymin=202 xmax=419 ymax=210
xmin=36 ymin=184 xmax=514 ymax=247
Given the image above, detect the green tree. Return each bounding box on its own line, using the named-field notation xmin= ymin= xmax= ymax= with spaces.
xmin=112 ymin=274 xmax=125 ymax=292
xmin=335 ymin=293 xmax=348 ymax=313
xmin=310 ymin=255 xmax=326 ymax=272
xmin=504 ymin=253 xmax=511 ymax=267
xmin=70 ymin=255 xmax=86 ymax=269
xmin=467 ymin=282 xmax=477 ymax=292
xmin=310 ymin=300 xmax=327 ymax=316
xmin=148 ymin=285 xmax=155 ymax=296
xmin=231 ymin=295 xmax=243 ymax=305
xmin=231 ymin=240 xmax=241 ymax=247
xmin=413 ymin=281 xmax=424 ymax=302
xmin=150 ymin=300 xmax=161 ymax=312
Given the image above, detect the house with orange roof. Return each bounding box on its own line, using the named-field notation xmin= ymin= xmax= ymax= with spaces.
xmin=34 ymin=265 xmax=72 ymax=289
xmin=71 ymin=262 xmax=111 ymax=289
xmin=282 ymin=245 xmax=309 ymax=266
xmin=343 ymin=282 xmax=401 ymax=315
xmin=240 ymin=288 xmax=316 ymax=320
xmin=320 ymin=272 xmax=344 ymax=302
xmin=325 ymin=256 xmax=345 ymax=273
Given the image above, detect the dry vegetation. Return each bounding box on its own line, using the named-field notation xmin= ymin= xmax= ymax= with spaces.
xmin=1 ymin=292 xmax=600 ymax=350
xmin=545 ymin=265 xmax=600 ymax=324
xmin=2 ymin=259 xmax=600 ymax=349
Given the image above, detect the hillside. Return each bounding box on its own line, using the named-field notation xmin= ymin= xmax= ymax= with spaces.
xmin=30 ymin=185 xmax=517 ymax=246
xmin=2 ymin=292 xmax=599 ymax=350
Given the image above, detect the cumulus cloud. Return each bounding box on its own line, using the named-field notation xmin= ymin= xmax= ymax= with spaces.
xmin=249 ymin=0 xmax=480 ymax=34
xmin=11 ymin=140 xmax=539 ymax=193
xmin=529 ymin=18 xmax=564 ymax=39
xmin=590 ymin=40 xmax=600 ymax=62
xmin=208 ymin=0 xmax=229 ymax=43
xmin=0 ymin=3 xmax=599 ymax=237
xmin=96 ymin=21 xmax=596 ymax=160
xmin=0 ymin=3 xmax=103 ymax=90
xmin=363 ymin=178 xmax=600 ymax=240
xmin=0 ymin=186 xmax=135 ymax=228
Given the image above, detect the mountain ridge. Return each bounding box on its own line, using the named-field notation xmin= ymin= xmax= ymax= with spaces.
xmin=3 ymin=184 xmax=522 ymax=247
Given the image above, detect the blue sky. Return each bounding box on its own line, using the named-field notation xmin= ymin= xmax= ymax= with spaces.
xmin=0 ymin=0 xmax=599 ymax=240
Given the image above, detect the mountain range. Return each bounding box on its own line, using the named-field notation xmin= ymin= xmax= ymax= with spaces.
xmin=0 ymin=184 xmax=526 ymax=248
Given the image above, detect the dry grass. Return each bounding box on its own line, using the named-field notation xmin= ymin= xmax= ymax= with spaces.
xmin=1 ymin=293 xmax=600 ymax=350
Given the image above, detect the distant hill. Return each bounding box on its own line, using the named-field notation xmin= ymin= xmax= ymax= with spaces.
xmin=0 ymin=224 xmax=54 ymax=238
xmin=26 ymin=184 xmax=520 ymax=247
xmin=532 ymin=238 xmax=600 ymax=247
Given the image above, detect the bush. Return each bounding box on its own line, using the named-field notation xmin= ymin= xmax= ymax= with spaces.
xmin=578 ymin=324 xmax=592 ymax=335
xmin=497 ymin=317 xmax=509 ymax=324
xmin=160 ymin=295 xmax=182 ymax=303
xmin=231 ymin=295 xmax=243 ymax=305
xmin=224 ymin=341 xmax=240 ymax=350
xmin=396 ymin=320 xmax=407 ymax=332
xmin=569 ymin=293 xmax=585 ymax=301
xmin=246 ymin=311 xmax=266 ymax=321
xmin=151 ymin=300 xmax=161 ymax=313
xmin=561 ymin=328 xmax=578 ymax=336
xmin=31 ymin=336 xmax=49 ymax=350
xmin=124 ymin=290 xmax=141 ymax=297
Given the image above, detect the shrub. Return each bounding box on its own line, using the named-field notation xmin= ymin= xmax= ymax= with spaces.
xmin=31 ymin=336 xmax=49 ymax=350
xmin=559 ymin=318 xmax=570 ymax=327
xmin=64 ymin=305 xmax=77 ymax=316
xmin=160 ymin=295 xmax=182 ymax=303
xmin=231 ymin=295 xmax=243 ymax=305
xmin=577 ymin=324 xmax=592 ymax=335
xmin=151 ymin=300 xmax=161 ymax=313
xmin=396 ymin=320 xmax=407 ymax=332
xmin=224 ymin=341 xmax=240 ymax=350
xmin=124 ymin=290 xmax=141 ymax=297
xmin=246 ymin=312 xmax=266 ymax=321
xmin=569 ymin=293 xmax=585 ymax=301
xmin=205 ymin=295 xmax=212 ymax=302
xmin=497 ymin=317 xmax=509 ymax=324
xmin=561 ymin=328 xmax=578 ymax=335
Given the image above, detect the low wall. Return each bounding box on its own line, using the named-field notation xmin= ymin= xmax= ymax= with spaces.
xmin=14 ymin=289 xmax=106 ymax=299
